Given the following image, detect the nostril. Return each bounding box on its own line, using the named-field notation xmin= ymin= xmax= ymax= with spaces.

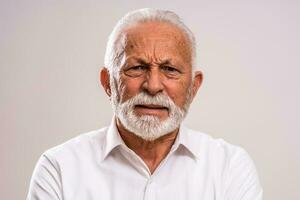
xmin=142 ymin=83 xmax=164 ymax=95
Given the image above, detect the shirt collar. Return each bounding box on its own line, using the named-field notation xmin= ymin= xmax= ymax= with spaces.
xmin=101 ymin=118 xmax=202 ymax=161
xmin=172 ymin=124 xmax=202 ymax=160
xmin=101 ymin=117 xmax=126 ymax=161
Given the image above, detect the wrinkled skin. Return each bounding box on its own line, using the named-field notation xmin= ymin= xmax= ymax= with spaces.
xmin=112 ymin=21 xmax=201 ymax=119
xmin=100 ymin=21 xmax=203 ymax=173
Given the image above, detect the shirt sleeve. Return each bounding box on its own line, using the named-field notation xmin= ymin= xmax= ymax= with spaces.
xmin=224 ymin=148 xmax=263 ymax=200
xmin=26 ymin=154 xmax=63 ymax=200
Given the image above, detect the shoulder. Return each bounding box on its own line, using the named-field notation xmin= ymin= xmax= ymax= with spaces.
xmin=183 ymin=127 xmax=258 ymax=176
xmin=185 ymin=127 xmax=262 ymax=198
xmin=185 ymin=127 xmax=262 ymax=191
xmin=42 ymin=127 xmax=109 ymax=163
xmin=27 ymin=127 xmax=110 ymax=199
xmin=184 ymin=127 xmax=247 ymax=159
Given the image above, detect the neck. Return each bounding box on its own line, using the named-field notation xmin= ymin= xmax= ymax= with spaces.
xmin=116 ymin=118 xmax=179 ymax=174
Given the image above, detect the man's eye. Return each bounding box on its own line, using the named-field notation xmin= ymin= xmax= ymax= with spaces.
xmin=124 ymin=65 xmax=146 ymax=77
xmin=130 ymin=65 xmax=146 ymax=71
xmin=162 ymin=66 xmax=180 ymax=73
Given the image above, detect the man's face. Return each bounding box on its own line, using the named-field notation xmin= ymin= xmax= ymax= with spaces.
xmin=105 ymin=22 xmax=201 ymax=140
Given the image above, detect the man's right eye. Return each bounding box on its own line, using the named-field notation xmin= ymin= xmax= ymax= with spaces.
xmin=124 ymin=65 xmax=146 ymax=77
xmin=129 ymin=65 xmax=146 ymax=71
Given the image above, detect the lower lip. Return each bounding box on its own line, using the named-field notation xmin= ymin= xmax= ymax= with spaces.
xmin=134 ymin=105 xmax=168 ymax=116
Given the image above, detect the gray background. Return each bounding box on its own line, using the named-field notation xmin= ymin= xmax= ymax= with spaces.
xmin=1 ymin=0 xmax=299 ymax=199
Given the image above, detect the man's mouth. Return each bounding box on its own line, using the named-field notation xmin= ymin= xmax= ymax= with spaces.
xmin=134 ymin=104 xmax=169 ymax=116
xmin=135 ymin=104 xmax=168 ymax=110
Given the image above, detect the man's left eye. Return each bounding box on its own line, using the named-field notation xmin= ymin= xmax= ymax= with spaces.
xmin=161 ymin=66 xmax=180 ymax=73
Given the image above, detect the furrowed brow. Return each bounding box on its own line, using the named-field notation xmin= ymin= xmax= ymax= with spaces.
xmin=136 ymin=58 xmax=150 ymax=66
xmin=156 ymin=59 xmax=173 ymax=66
xmin=126 ymin=57 xmax=150 ymax=65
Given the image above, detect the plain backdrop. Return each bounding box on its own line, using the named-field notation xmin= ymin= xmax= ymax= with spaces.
xmin=1 ymin=0 xmax=299 ymax=199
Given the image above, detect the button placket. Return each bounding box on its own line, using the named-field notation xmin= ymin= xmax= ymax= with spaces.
xmin=144 ymin=177 xmax=156 ymax=200
xmin=119 ymin=145 xmax=150 ymax=177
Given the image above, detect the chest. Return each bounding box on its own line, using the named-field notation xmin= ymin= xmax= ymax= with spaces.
xmin=61 ymin=151 xmax=224 ymax=200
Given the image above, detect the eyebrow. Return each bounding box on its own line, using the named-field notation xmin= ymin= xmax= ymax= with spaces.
xmin=135 ymin=58 xmax=150 ymax=66
xmin=157 ymin=59 xmax=173 ymax=66
xmin=128 ymin=57 xmax=174 ymax=66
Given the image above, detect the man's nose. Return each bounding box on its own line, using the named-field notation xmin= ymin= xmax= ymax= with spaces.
xmin=142 ymin=68 xmax=164 ymax=95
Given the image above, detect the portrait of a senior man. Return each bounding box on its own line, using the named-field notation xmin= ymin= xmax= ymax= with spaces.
xmin=27 ymin=8 xmax=263 ymax=200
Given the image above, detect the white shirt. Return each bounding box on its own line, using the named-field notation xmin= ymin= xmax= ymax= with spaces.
xmin=27 ymin=120 xmax=263 ymax=200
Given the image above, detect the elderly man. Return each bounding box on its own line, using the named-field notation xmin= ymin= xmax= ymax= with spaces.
xmin=27 ymin=8 xmax=263 ymax=200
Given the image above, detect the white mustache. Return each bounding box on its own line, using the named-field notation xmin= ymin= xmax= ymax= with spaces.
xmin=125 ymin=92 xmax=174 ymax=109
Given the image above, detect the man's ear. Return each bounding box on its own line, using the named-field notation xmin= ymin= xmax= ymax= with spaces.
xmin=191 ymin=70 xmax=203 ymax=99
xmin=100 ymin=67 xmax=111 ymax=97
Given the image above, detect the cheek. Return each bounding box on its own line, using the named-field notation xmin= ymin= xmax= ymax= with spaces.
xmin=119 ymin=77 xmax=143 ymax=102
xmin=165 ymin=83 xmax=188 ymax=106
xmin=165 ymin=77 xmax=192 ymax=106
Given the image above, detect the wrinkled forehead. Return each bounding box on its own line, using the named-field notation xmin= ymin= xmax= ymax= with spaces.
xmin=120 ymin=21 xmax=193 ymax=63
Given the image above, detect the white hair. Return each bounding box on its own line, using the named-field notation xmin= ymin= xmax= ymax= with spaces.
xmin=104 ymin=8 xmax=197 ymax=76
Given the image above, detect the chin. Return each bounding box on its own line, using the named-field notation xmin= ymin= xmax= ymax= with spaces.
xmin=119 ymin=112 xmax=181 ymax=141
xmin=111 ymin=90 xmax=188 ymax=141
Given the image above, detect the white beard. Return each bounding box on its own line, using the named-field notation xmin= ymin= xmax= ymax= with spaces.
xmin=110 ymin=78 xmax=192 ymax=141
